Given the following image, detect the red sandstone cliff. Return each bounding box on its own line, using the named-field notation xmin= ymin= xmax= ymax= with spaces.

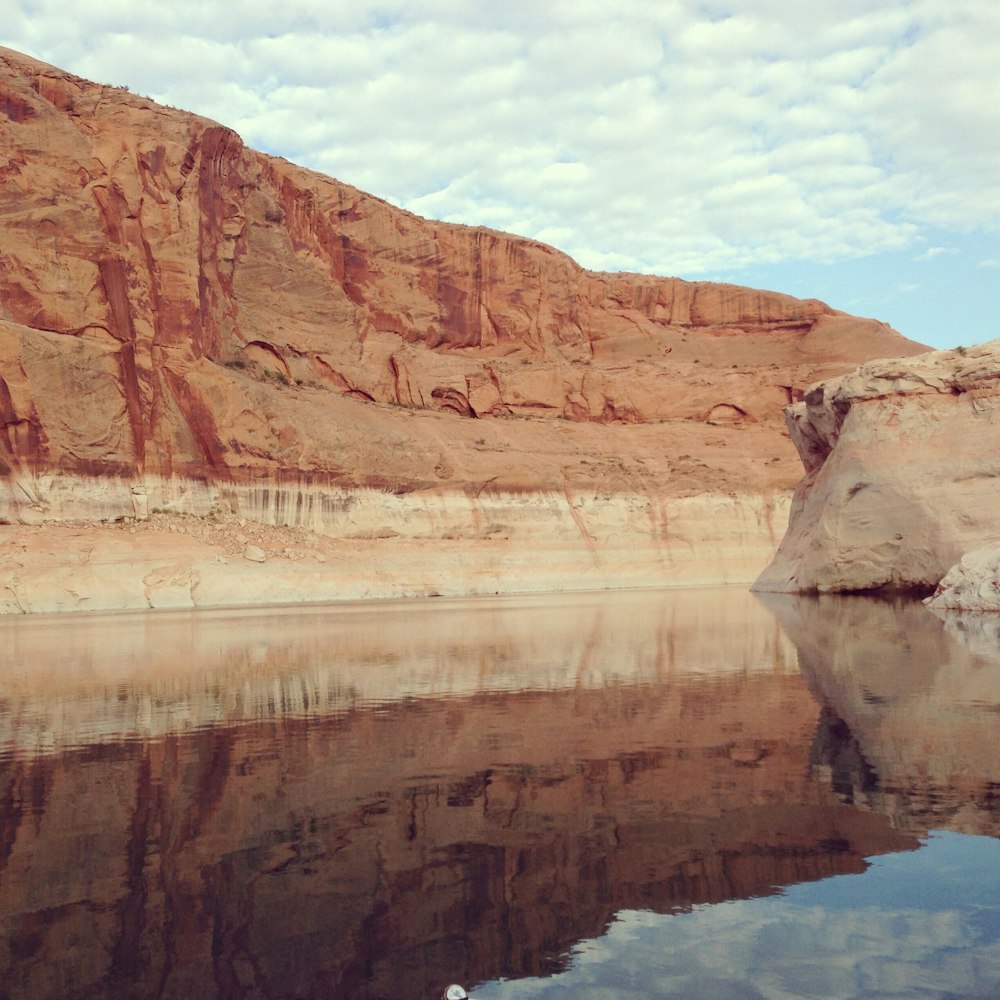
xmin=0 ymin=47 xmax=928 ymax=608
xmin=0 ymin=46 xmax=923 ymax=489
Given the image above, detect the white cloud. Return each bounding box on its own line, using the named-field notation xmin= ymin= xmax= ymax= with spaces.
xmin=2 ymin=0 xmax=999 ymax=290
xmin=915 ymin=246 xmax=958 ymax=261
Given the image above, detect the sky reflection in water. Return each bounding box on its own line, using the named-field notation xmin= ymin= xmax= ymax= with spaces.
xmin=0 ymin=589 xmax=997 ymax=999
xmin=477 ymin=831 xmax=1000 ymax=1000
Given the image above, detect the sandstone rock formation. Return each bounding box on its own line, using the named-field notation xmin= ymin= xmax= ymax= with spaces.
xmin=754 ymin=340 xmax=1000 ymax=593
xmin=0 ymin=46 xmax=926 ymax=611
xmin=925 ymin=546 xmax=1000 ymax=611
xmin=0 ymin=493 xmax=790 ymax=613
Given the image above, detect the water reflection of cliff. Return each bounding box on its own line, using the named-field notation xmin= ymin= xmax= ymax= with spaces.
xmin=0 ymin=590 xmax=917 ymax=1000
xmin=0 ymin=589 xmax=793 ymax=752
xmin=759 ymin=592 xmax=1000 ymax=837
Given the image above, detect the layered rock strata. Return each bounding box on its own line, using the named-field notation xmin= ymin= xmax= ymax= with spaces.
xmin=0 ymin=47 xmax=926 ymax=610
xmin=755 ymin=340 xmax=1000 ymax=593
xmin=0 ymin=490 xmax=789 ymax=613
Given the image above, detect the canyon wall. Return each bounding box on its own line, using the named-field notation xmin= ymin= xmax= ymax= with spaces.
xmin=0 ymin=46 xmax=927 ymax=610
xmin=754 ymin=341 xmax=1000 ymax=594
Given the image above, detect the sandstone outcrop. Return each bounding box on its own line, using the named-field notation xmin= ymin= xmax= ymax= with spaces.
xmin=0 ymin=492 xmax=789 ymax=613
xmin=754 ymin=340 xmax=1000 ymax=593
xmin=0 ymin=46 xmax=926 ymax=610
xmin=925 ymin=546 xmax=1000 ymax=611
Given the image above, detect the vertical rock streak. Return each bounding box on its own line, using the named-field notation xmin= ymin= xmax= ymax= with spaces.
xmin=0 ymin=46 xmax=928 ymax=603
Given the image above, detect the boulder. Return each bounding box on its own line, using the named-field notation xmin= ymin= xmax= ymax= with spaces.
xmin=755 ymin=341 xmax=1000 ymax=593
xmin=926 ymin=547 xmax=1000 ymax=612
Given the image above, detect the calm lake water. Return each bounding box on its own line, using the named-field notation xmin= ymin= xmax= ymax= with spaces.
xmin=0 ymin=587 xmax=998 ymax=999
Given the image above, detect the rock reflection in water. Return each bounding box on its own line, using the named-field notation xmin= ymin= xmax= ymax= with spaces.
xmin=0 ymin=590 xmax=919 ymax=1000
xmin=759 ymin=592 xmax=1000 ymax=837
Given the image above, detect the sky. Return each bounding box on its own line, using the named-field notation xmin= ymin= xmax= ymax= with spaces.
xmin=3 ymin=0 xmax=998 ymax=350
xmin=475 ymin=832 xmax=1000 ymax=999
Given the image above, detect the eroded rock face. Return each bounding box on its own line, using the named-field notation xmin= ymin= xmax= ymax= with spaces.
xmin=0 ymin=491 xmax=790 ymax=613
xmin=0 ymin=47 xmax=927 ymax=608
xmin=0 ymin=46 xmax=922 ymax=489
xmin=926 ymin=546 xmax=1000 ymax=611
xmin=754 ymin=341 xmax=1000 ymax=593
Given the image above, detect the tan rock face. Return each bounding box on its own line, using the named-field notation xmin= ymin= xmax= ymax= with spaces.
xmin=754 ymin=341 xmax=1000 ymax=593
xmin=0 ymin=491 xmax=790 ymax=613
xmin=0 ymin=47 xmax=926 ymax=608
xmin=926 ymin=546 xmax=1000 ymax=611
